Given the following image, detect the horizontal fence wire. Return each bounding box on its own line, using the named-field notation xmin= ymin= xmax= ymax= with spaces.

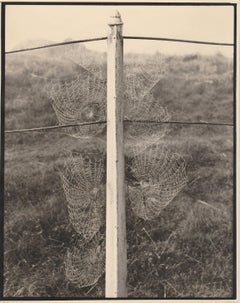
xmin=5 ymin=35 xmax=233 ymax=55
xmin=124 ymin=120 xmax=234 ymax=127
xmin=5 ymin=120 xmax=234 ymax=134
xmin=123 ymin=36 xmax=234 ymax=46
xmin=5 ymin=121 xmax=107 ymax=134
xmin=5 ymin=37 xmax=107 ymax=54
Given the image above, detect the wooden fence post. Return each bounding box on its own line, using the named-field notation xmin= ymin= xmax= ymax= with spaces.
xmin=105 ymin=11 xmax=127 ymax=298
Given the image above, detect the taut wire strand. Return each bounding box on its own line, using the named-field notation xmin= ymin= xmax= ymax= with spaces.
xmin=124 ymin=36 xmax=234 ymax=46
xmin=5 ymin=120 xmax=233 ymax=134
xmin=5 ymin=121 xmax=107 ymax=134
xmin=5 ymin=37 xmax=107 ymax=54
xmin=5 ymin=35 xmax=233 ymax=55
xmin=124 ymin=120 xmax=234 ymax=127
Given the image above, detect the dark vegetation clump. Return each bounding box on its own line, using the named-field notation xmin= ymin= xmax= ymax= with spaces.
xmin=4 ymin=44 xmax=234 ymax=298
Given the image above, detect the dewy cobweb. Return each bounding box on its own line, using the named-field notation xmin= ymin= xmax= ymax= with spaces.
xmin=127 ymin=142 xmax=188 ymax=221
xmin=124 ymin=63 xmax=170 ymax=143
xmin=61 ymin=152 xmax=106 ymax=241
xmin=46 ymin=70 xmax=106 ymax=138
xmin=65 ymin=235 xmax=105 ymax=288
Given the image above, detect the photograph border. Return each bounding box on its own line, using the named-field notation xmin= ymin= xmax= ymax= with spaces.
xmin=0 ymin=1 xmax=238 ymax=301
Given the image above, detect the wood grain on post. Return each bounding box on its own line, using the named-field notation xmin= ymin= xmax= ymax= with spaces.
xmin=105 ymin=11 xmax=127 ymax=298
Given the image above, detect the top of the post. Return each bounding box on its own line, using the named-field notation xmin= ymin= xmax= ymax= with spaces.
xmin=108 ymin=10 xmax=123 ymax=26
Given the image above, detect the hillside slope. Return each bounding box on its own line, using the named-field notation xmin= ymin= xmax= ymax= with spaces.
xmin=4 ymin=45 xmax=234 ymax=298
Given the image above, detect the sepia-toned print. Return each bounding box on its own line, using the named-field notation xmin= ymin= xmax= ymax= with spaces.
xmin=2 ymin=2 xmax=237 ymax=300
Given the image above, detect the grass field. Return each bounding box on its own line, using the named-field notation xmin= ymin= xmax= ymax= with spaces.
xmin=3 ymin=46 xmax=234 ymax=298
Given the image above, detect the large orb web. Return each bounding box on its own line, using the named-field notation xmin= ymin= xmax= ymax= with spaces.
xmin=46 ymin=72 xmax=106 ymax=138
xmin=129 ymin=142 xmax=186 ymax=183
xmin=65 ymin=237 xmax=105 ymax=288
xmin=61 ymin=153 xmax=105 ymax=241
xmin=127 ymin=143 xmax=188 ymax=220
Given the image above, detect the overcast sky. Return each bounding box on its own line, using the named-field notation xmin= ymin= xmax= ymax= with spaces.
xmin=5 ymin=4 xmax=234 ymax=57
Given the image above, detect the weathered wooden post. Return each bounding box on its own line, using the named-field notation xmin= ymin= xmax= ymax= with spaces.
xmin=105 ymin=11 xmax=127 ymax=297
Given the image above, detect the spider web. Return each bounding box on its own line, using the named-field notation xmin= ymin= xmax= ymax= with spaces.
xmin=65 ymin=235 xmax=105 ymax=288
xmin=124 ymin=63 xmax=170 ymax=142
xmin=46 ymin=71 xmax=106 ymax=138
xmin=61 ymin=152 xmax=106 ymax=241
xmin=127 ymin=142 xmax=188 ymax=220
